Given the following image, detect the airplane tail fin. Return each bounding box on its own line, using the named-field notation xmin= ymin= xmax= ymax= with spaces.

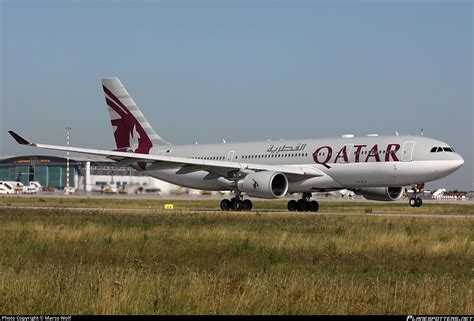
xmin=101 ymin=77 xmax=170 ymax=153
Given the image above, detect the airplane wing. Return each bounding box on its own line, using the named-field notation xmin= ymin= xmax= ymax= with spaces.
xmin=8 ymin=131 xmax=324 ymax=178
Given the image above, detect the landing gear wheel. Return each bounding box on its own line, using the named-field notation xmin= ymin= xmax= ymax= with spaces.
xmin=409 ymin=197 xmax=416 ymax=207
xmin=289 ymin=193 xmax=319 ymax=212
xmin=309 ymin=200 xmax=319 ymax=212
xmin=297 ymin=199 xmax=309 ymax=212
xmin=242 ymin=199 xmax=253 ymax=211
xmin=232 ymin=199 xmax=242 ymax=211
xmin=220 ymin=199 xmax=231 ymax=211
xmin=287 ymin=200 xmax=298 ymax=211
xmin=415 ymin=198 xmax=423 ymax=207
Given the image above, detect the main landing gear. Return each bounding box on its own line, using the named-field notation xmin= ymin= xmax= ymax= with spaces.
xmin=409 ymin=183 xmax=424 ymax=208
xmin=287 ymin=192 xmax=319 ymax=212
xmin=220 ymin=194 xmax=253 ymax=211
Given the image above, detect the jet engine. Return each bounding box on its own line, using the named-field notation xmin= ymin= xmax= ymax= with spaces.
xmin=237 ymin=171 xmax=288 ymax=199
xmin=356 ymin=187 xmax=403 ymax=201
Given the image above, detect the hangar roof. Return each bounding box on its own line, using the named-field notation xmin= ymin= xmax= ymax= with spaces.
xmin=0 ymin=155 xmax=114 ymax=166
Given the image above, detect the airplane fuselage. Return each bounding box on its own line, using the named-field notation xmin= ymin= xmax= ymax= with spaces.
xmin=138 ymin=135 xmax=464 ymax=193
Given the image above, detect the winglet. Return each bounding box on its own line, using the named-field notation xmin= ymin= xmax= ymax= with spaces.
xmin=8 ymin=131 xmax=34 ymax=145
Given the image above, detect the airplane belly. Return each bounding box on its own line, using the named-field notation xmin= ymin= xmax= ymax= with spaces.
xmin=329 ymin=163 xmax=399 ymax=187
xmin=137 ymin=160 xmax=447 ymax=194
xmin=142 ymin=168 xmax=233 ymax=191
xmin=329 ymin=161 xmax=444 ymax=187
xmin=391 ymin=161 xmax=449 ymax=185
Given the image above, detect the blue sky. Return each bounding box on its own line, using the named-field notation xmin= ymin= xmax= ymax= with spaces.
xmin=1 ymin=0 xmax=472 ymax=190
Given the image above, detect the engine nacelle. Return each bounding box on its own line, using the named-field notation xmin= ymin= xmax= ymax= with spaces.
xmin=237 ymin=171 xmax=288 ymax=199
xmin=357 ymin=187 xmax=403 ymax=201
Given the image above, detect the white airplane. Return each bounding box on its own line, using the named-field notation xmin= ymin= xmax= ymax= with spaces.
xmin=9 ymin=78 xmax=464 ymax=211
xmin=1 ymin=180 xmax=24 ymax=193
xmin=0 ymin=181 xmax=15 ymax=194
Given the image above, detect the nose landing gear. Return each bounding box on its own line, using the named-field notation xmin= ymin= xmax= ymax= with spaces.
xmin=288 ymin=192 xmax=319 ymax=212
xmin=409 ymin=183 xmax=424 ymax=208
xmin=409 ymin=197 xmax=423 ymax=207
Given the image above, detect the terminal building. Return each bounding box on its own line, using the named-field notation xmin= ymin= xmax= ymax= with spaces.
xmin=0 ymin=155 xmax=179 ymax=194
xmin=0 ymin=155 xmax=76 ymax=189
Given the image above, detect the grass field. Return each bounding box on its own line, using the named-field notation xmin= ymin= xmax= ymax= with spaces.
xmin=0 ymin=197 xmax=472 ymax=314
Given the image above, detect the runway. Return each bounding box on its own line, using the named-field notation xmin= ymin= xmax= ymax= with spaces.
xmin=0 ymin=204 xmax=472 ymax=219
xmin=5 ymin=191 xmax=474 ymax=204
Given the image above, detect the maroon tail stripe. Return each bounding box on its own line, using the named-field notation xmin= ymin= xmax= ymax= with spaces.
xmin=103 ymin=85 xmax=130 ymax=113
xmin=105 ymin=97 xmax=127 ymax=118
xmin=105 ymin=97 xmax=148 ymax=139
xmin=103 ymin=85 xmax=153 ymax=154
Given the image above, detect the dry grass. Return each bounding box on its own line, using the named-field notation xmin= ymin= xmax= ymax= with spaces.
xmin=0 ymin=204 xmax=472 ymax=314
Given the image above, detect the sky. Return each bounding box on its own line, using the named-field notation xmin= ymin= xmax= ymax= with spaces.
xmin=1 ymin=0 xmax=472 ymax=191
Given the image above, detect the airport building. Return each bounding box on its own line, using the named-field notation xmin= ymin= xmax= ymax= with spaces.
xmin=0 ymin=155 xmax=179 ymax=194
xmin=0 ymin=155 xmax=77 ymax=190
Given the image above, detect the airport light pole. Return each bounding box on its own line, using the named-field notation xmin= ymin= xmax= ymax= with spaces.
xmin=65 ymin=127 xmax=71 ymax=195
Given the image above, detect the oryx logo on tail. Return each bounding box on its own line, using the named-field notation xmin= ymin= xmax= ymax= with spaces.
xmin=101 ymin=78 xmax=171 ymax=155
xmin=102 ymin=84 xmax=152 ymax=154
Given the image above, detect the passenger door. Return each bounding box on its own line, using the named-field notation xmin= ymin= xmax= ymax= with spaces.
xmin=401 ymin=141 xmax=415 ymax=162
xmin=227 ymin=150 xmax=235 ymax=162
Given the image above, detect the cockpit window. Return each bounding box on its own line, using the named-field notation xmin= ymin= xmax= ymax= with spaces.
xmin=431 ymin=146 xmax=455 ymax=153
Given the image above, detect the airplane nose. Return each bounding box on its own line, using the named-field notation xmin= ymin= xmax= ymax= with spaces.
xmin=449 ymin=154 xmax=464 ymax=171
xmin=437 ymin=154 xmax=464 ymax=178
xmin=454 ymin=154 xmax=464 ymax=169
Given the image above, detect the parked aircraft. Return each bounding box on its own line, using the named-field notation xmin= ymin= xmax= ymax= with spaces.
xmin=0 ymin=181 xmax=15 ymax=194
xmin=9 ymin=78 xmax=464 ymax=211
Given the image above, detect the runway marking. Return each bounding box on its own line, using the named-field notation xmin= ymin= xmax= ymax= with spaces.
xmin=0 ymin=205 xmax=472 ymax=219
